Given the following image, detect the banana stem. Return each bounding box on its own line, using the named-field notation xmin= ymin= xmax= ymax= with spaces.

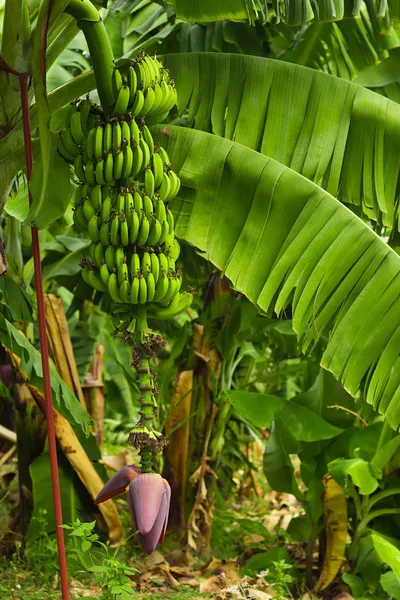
xmin=64 ymin=0 xmax=114 ymax=115
xmin=137 ymin=358 xmax=156 ymax=427
xmin=137 ymin=305 xmax=149 ymax=333
xmin=140 ymin=447 xmax=153 ymax=472
xmin=137 ymin=357 xmax=157 ymax=473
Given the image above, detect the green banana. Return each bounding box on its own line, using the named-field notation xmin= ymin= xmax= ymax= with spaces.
xmin=158 ymin=146 xmax=170 ymax=166
xmin=144 ymin=168 xmax=155 ymax=198
xmin=104 ymin=152 xmax=114 ymax=184
xmin=103 ymin=122 xmax=113 ymax=153
xmin=142 ymin=125 xmax=154 ymax=155
xmin=62 ymin=128 xmax=78 ymax=157
xmin=74 ymin=153 xmax=86 ymax=182
xmin=167 ymin=255 xmax=176 ymax=272
xmin=155 ymin=199 xmax=166 ymax=224
xmin=108 ymin=272 xmax=121 ymax=303
xmin=143 ymin=55 xmax=157 ymax=83
xmin=117 ymin=191 xmax=125 ymax=213
xmin=119 ymin=279 xmax=130 ymax=303
xmin=70 ymin=111 xmax=86 ymax=145
xmin=73 ymin=205 xmax=88 ymax=231
xmin=128 ymin=66 xmax=137 ymax=105
xmin=112 ymin=68 xmax=123 ymax=97
xmin=150 ymin=82 xmax=163 ymax=113
xmin=80 ymin=99 xmax=92 ymax=137
xmin=115 ymin=247 xmax=124 ymax=267
xmin=95 ymin=242 xmax=105 ymax=266
xmin=113 ymin=150 xmax=124 ymax=180
xmin=66 ymin=102 xmax=78 ymax=127
xmin=88 ymin=215 xmax=100 ymax=242
xmin=153 ymin=272 xmax=169 ymax=302
xmin=113 ymin=84 xmax=130 ymax=116
xmin=140 ymin=137 xmax=151 ymax=169
xmin=130 ymin=89 xmax=145 ymax=117
xmin=94 ymin=125 xmax=104 ymax=160
xmin=141 ymin=252 xmax=151 ymax=277
xmin=139 ymin=86 xmax=156 ymax=117
xmin=125 ymin=191 xmax=134 ymax=213
xmin=120 ymin=217 xmax=129 ymax=246
xmin=95 ymin=159 xmax=106 ymax=185
xmin=138 ymin=276 xmax=148 ymax=304
xmin=134 ymin=191 xmax=143 ymax=214
xmin=86 ymin=127 xmax=96 ymax=160
xmin=118 ymin=259 xmax=129 ymax=285
xmin=75 ymin=185 xmax=84 ymax=205
xmin=81 ymin=268 xmax=91 ymax=286
xmin=83 ymin=198 xmax=95 ymax=221
xmin=100 ymin=222 xmax=109 ymax=246
xmin=121 ymin=120 xmax=130 ymax=145
xmin=158 ymin=220 xmax=169 ymax=246
xmin=159 ymin=172 xmax=171 ymax=201
xmin=87 ymin=269 xmax=108 ymax=292
xmin=85 ymin=160 xmax=95 ymax=185
xmin=159 ymin=253 xmax=169 ymax=277
xmin=143 ymin=195 xmax=154 ymax=220
xmin=101 ymin=194 xmax=112 ymax=223
xmin=105 ymin=245 xmax=115 ymax=271
xmin=162 ymin=276 xmax=180 ymax=304
xmin=112 ymin=121 xmax=122 ymax=152
xmin=130 ymin=252 xmax=141 ymax=278
xmin=122 ymin=145 xmax=133 ymax=180
xmin=146 ymin=272 xmax=155 ymax=301
xmin=110 ymin=215 xmax=120 ymax=246
xmin=100 ymin=263 xmax=110 ymax=286
xmin=150 ymin=252 xmax=160 ymax=283
xmin=147 ymin=219 xmax=162 ymax=246
xmin=131 ymin=142 xmax=143 ymax=176
xmin=129 ymin=118 xmax=140 ymax=146
xmin=167 ymin=170 xmax=181 ymax=200
xmin=90 ymin=185 xmax=102 ymax=210
xmin=150 ymin=292 xmax=193 ymax=319
xmin=130 ymin=276 xmax=140 ymax=303
xmin=152 ymin=153 xmax=164 ymax=188
xmin=166 ymin=208 xmax=174 ymax=232
xmin=57 ymin=136 xmax=75 ymax=163
xmin=129 ymin=210 xmax=140 ymax=244
xmin=170 ymin=238 xmax=180 ymax=261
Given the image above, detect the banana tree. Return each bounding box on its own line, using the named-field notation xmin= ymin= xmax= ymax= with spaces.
xmin=3 ymin=0 xmax=400 ymax=572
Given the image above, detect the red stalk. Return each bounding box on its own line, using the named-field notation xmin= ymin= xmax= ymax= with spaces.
xmin=19 ymin=74 xmax=70 ymax=600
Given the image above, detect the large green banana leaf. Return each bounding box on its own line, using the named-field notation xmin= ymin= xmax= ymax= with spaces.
xmin=165 ymin=52 xmax=400 ymax=229
xmin=151 ymin=125 xmax=400 ymax=430
xmin=276 ymin=9 xmax=399 ymax=80
xmin=165 ymin=0 xmax=393 ymax=26
xmin=177 ymin=6 xmax=399 ymax=82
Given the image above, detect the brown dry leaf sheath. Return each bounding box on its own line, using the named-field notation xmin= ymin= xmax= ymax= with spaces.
xmin=164 ymin=369 xmax=193 ymax=528
xmin=8 ymin=352 xmax=123 ymax=544
xmin=44 ymin=294 xmax=88 ymax=410
xmin=315 ymin=474 xmax=348 ymax=591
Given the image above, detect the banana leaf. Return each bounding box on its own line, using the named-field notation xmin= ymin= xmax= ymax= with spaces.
xmin=164 ymin=52 xmax=400 ymax=229
xmin=165 ymin=0 xmax=390 ymax=26
xmin=152 ymin=125 xmax=400 ymax=430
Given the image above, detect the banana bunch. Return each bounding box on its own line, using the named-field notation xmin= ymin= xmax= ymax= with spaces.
xmin=82 ymin=245 xmax=184 ymax=305
xmin=73 ymin=182 xmax=178 ymax=243
xmin=114 ymin=52 xmax=178 ymax=124
xmin=61 ymin=107 xmax=179 ymax=194
xmin=59 ymin=50 xmax=191 ymax=322
xmin=57 ymin=99 xmax=99 ymax=162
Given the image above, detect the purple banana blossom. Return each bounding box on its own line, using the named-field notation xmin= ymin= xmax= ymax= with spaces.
xmin=127 ymin=473 xmax=171 ymax=554
xmin=95 ymin=465 xmax=141 ymax=504
xmin=95 ymin=467 xmax=170 ymax=554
